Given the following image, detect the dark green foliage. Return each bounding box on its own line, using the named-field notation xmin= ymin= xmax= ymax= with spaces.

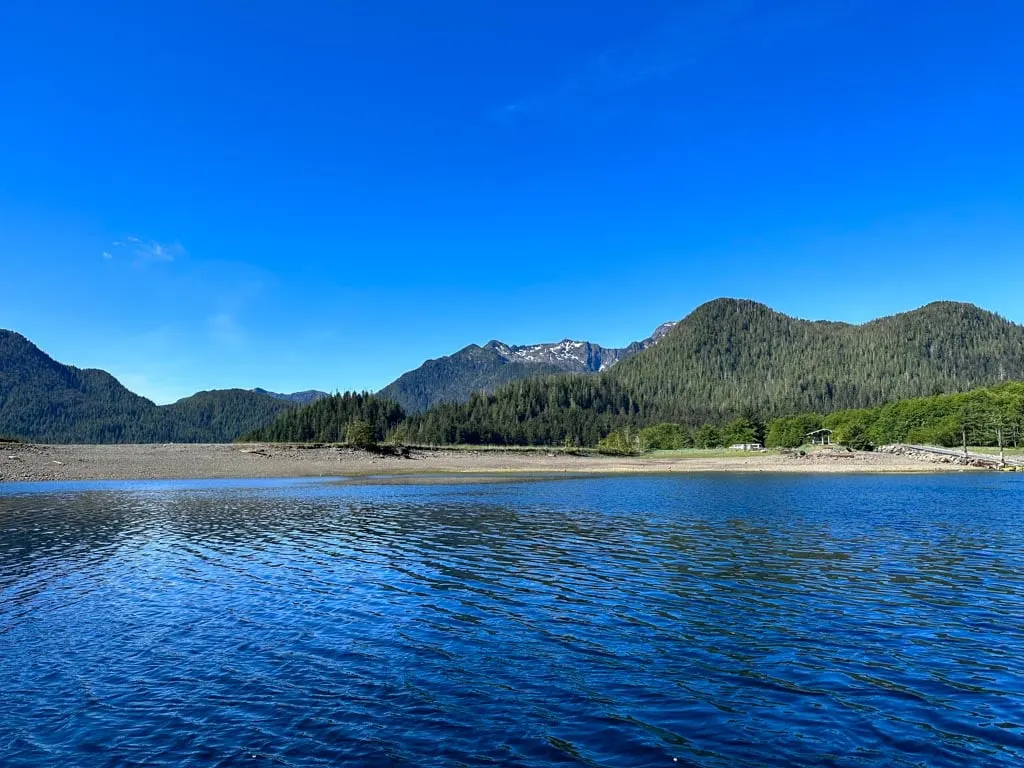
xmin=597 ymin=426 xmax=642 ymax=455
xmin=723 ymin=416 xmax=759 ymax=446
xmin=242 ymin=392 xmax=405 ymax=443
xmin=346 ymin=420 xmax=377 ymax=450
xmin=0 ymin=330 xmax=293 ymax=443
xmin=694 ymin=424 xmax=724 ymax=449
xmin=396 ymin=375 xmax=643 ymax=446
xmin=765 ymin=414 xmax=824 ymax=448
xmin=639 ymin=422 xmax=689 ymax=450
xmin=836 ymin=421 xmax=873 ymax=451
xmin=378 ymin=344 xmax=565 ymax=413
xmin=822 ymin=381 xmax=1024 ymax=448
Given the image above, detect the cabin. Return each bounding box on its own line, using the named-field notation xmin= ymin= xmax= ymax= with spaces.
xmin=730 ymin=442 xmax=763 ymax=451
xmin=806 ymin=428 xmax=833 ymax=446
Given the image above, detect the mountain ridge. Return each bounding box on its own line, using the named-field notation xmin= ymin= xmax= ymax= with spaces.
xmin=6 ymin=298 xmax=1024 ymax=445
xmin=0 ymin=330 xmax=296 ymax=443
xmin=394 ymin=298 xmax=1024 ymax=445
xmin=251 ymin=388 xmax=330 ymax=404
xmin=378 ymin=321 xmax=676 ymax=413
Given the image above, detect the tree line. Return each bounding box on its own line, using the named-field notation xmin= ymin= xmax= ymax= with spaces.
xmin=595 ymin=382 xmax=1024 ymax=454
xmin=241 ymin=380 xmax=1024 ymax=454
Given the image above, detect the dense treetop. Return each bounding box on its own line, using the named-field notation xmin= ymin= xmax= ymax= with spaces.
xmin=241 ymin=392 xmax=405 ymax=444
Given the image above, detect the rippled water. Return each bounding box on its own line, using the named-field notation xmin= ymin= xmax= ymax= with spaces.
xmin=1 ymin=474 xmax=1023 ymax=767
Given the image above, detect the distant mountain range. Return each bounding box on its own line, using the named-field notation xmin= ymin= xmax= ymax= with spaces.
xmin=6 ymin=299 xmax=1024 ymax=445
xmin=390 ymin=299 xmax=1024 ymax=446
xmin=0 ymin=330 xmax=297 ymax=443
xmin=251 ymin=388 xmax=330 ymax=405
xmin=378 ymin=321 xmax=676 ymax=413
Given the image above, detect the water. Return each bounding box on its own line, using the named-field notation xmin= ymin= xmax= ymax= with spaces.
xmin=1 ymin=474 xmax=1023 ymax=767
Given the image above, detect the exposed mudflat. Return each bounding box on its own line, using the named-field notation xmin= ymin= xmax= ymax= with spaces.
xmin=0 ymin=442 xmax=978 ymax=483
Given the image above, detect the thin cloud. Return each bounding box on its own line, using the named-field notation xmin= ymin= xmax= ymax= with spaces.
xmin=490 ymin=2 xmax=747 ymax=121
xmin=109 ymin=235 xmax=187 ymax=265
xmin=490 ymin=0 xmax=863 ymax=121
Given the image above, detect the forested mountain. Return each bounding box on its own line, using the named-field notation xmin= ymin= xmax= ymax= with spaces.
xmin=378 ymin=321 xmax=675 ymax=413
xmin=395 ymin=300 xmax=1024 ymax=445
xmin=251 ymin=388 xmax=330 ymax=404
xmin=8 ymin=299 xmax=1024 ymax=447
xmin=0 ymin=330 xmax=295 ymax=443
xmin=160 ymin=390 xmax=297 ymax=442
xmin=1 ymin=330 xmax=158 ymax=443
xmin=606 ymin=299 xmax=1024 ymax=421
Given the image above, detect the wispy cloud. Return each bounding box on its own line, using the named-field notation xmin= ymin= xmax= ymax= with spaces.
xmin=491 ymin=0 xmax=864 ymax=121
xmin=491 ymin=2 xmax=747 ymax=121
xmin=106 ymin=236 xmax=187 ymax=265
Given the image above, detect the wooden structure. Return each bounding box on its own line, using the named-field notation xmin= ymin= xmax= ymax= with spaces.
xmin=806 ymin=428 xmax=833 ymax=446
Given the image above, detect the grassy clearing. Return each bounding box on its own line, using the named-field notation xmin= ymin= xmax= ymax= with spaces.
xmin=968 ymin=446 xmax=1024 ymax=457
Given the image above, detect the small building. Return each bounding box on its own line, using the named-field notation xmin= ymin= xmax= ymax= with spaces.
xmin=806 ymin=428 xmax=833 ymax=446
xmin=730 ymin=442 xmax=763 ymax=451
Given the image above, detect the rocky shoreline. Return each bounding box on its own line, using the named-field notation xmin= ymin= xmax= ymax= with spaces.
xmin=0 ymin=442 xmax=987 ymax=484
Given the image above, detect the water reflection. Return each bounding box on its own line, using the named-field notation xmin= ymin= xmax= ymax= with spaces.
xmin=1 ymin=474 xmax=1023 ymax=767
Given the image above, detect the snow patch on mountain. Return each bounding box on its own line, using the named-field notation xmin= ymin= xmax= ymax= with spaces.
xmin=485 ymin=321 xmax=676 ymax=373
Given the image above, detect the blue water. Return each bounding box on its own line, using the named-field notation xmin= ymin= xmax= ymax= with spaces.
xmin=1 ymin=474 xmax=1023 ymax=767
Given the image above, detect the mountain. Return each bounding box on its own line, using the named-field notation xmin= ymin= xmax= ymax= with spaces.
xmin=0 ymin=330 xmax=295 ymax=443
xmin=378 ymin=321 xmax=676 ymax=413
xmin=606 ymin=299 xmax=1024 ymax=421
xmin=159 ymin=390 xmax=298 ymax=442
xmin=11 ymin=299 xmax=1024 ymax=447
xmin=395 ymin=299 xmax=1024 ymax=446
xmin=0 ymin=330 xmax=156 ymax=443
xmin=251 ymin=388 xmax=330 ymax=405
xmin=488 ymin=321 xmax=676 ymax=373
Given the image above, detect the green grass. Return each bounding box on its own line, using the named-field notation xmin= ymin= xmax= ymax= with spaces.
xmin=968 ymin=445 xmax=1024 ymax=457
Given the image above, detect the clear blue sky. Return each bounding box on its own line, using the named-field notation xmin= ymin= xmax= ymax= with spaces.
xmin=2 ymin=1 xmax=1023 ymax=403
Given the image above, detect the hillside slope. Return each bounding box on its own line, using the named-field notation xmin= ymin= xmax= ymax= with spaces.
xmin=251 ymin=388 xmax=329 ymax=404
xmin=379 ymin=322 xmax=675 ymax=413
xmin=608 ymin=299 xmax=1024 ymax=422
xmin=398 ymin=300 xmax=1024 ymax=445
xmin=0 ymin=330 xmax=294 ymax=443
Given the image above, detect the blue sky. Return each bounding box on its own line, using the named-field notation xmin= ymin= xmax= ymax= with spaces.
xmin=2 ymin=1 xmax=1023 ymax=403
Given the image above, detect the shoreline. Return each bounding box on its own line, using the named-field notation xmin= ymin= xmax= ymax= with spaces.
xmin=0 ymin=442 xmax=984 ymax=484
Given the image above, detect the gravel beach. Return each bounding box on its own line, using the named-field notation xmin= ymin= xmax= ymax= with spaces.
xmin=0 ymin=442 xmax=977 ymax=483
